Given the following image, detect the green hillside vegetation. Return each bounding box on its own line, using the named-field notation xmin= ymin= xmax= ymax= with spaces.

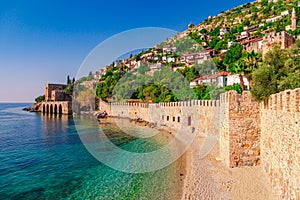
xmin=89 ymin=0 xmax=300 ymax=103
xmin=251 ymin=41 xmax=300 ymax=101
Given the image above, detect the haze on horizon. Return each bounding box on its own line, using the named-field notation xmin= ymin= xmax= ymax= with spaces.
xmin=0 ymin=0 xmax=252 ymax=102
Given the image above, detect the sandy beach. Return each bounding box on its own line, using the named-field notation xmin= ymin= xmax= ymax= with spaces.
xmin=181 ymin=135 xmax=276 ymax=200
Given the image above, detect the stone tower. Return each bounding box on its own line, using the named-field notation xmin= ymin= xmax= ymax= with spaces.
xmin=292 ymin=8 xmax=297 ymax=31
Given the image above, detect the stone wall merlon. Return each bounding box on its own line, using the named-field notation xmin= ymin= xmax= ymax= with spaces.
xmin=261 ymin=88 xmax=300 ymax=112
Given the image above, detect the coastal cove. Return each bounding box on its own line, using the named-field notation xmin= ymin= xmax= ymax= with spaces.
xmin=0 ymin=103 xmax=186 ymax=200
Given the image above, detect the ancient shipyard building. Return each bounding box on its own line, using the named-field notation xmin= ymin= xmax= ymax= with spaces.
xmin=41 ymin=84 xmax=72 ymax=115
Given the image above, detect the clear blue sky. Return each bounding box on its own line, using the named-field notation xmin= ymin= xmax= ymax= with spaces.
xmin=0 ymin=0 xmax=252 ymax=102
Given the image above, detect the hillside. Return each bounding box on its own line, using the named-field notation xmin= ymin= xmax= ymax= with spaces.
xmin=174 ymin=0 xmax=299 ymax=40
xmin=76 ymin=0 xmax=300 ymax=104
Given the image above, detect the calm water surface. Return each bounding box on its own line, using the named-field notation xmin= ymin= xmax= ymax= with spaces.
xmin=0 ymin=103 xmax=183 ymax=200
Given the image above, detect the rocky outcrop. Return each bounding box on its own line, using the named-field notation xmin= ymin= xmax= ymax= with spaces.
xmin=23 ymin=103 xmax=41 ymax=112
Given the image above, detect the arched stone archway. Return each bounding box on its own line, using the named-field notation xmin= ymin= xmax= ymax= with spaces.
xmin=46 ymin=104 xmax=49 ymax=114
xmin=54 ymin=104 xmax=58 ymax=115
xmin=43 ymin=104 xmax=46 ymax=114
xmin=59 ymin=104 xmax=62 ymax=114
xmin=50 ymin=104 xmax=53 ymax=114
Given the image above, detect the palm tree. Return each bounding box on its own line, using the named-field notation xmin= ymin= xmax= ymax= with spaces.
xmin=242 ymin=50 xmax=262 ymax=87
xmin=229 ymin=59 xmax=246 ymax=91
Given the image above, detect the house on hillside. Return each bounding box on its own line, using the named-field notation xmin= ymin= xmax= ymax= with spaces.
xmin=220 ymin=28 xmax=230 ymax=38
xmin=237 ymin=31 xmax=250 ymax=41
xmin=180 ymin=52 xmax=212 ymax=65
xmin=190 ymin=72 xmax=249 ymax=89
xmin=140 ymin=52 xmax=154 ymax=60
xmin=228 ymin=41 xmax=240 ymax=48
xmin=244 ymin=25 xmax=259 ymax=34
xmin=241 ymin=37 xmax=263 ymax=53
xmin=162 ymin=56 xmax=176 ymax=63
xmin=266 ymin=16 xmax=282 ymax=23
xmin=190 ymin=72 xmax=229 ymax=88
xmin=163 ymin=45 xmax=177 ymax=54
xmin=281 ymin=10 xmax=290 ymax=16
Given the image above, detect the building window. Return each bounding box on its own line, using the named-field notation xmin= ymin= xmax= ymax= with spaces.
xmin=177 ymin=117 xmax=180 ymax=122
xmin=173 ymin=117 xmax=175 ymax=122
xmin=167 ymin=116 xmax=169 ymax=121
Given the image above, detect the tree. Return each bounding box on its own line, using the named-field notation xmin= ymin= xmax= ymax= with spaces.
xmin=242 ymin=18 xmax=250 ymax=26
xmin=200 ymin=28 xmax=208 ymax=34
xmin=261 ymin=0 xmax=268 ymax=6
xmin=67 ymin=75 xmax=71 ymax=85
xmin=224 ymin=32 xmax=235 ymax=42
xmin=224 ymin=84 xmax=242 ymax=94
xmin=137 ymin=65 xmax=150 ymax=74
xmin=194 ymin=84 xmax=211 ymax=100
xmin=174 ymin=37 xmax=197 ymax=53
xmin=210 ymin=27 xmax=221 ymax=37
xmin=229 ymin=59 xmax=246 ymax=91
xmin=251 ymin=44 xmax=300 ymax=101
xmin=214 ymin=40 xmax=227 ymax=52
xmin=223 ymin=44 xmax=245 ymax=90
xmin=209 ymin=37 xmax=221 ymax=49
xmin=35 ymin=95 xmax=45 ymax=103
xmin=251 ymin=64 xmax=277 ymax=101
xmin=241 ymin=50 xmax=262 ymax=86
xmin=223 ymin=44 xmax=243 ymax=68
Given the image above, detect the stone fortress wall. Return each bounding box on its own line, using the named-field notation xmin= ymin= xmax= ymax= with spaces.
xmin=99 ymin=88 xmax=300 ymax=199
xmin=100 ymin=99 xmax=220 ymax=137
xmin=260 ymin=89 xmax=300 ymax=199
xmin=219 ymin=91 xmax=261 ymax=168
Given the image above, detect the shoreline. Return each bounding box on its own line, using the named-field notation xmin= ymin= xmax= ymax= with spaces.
xmin=97 ymin=115 xmax=276 ymax=199
xmin=98 ymin=116 xmax=187 ymax=199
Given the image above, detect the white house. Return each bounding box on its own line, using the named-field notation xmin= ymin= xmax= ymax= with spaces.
xmin=281 ymin=10 xmax=290 ymax=16
xmin=227 ymin=74 xmax=249 ymax=89
xmin=266 ymin=16 xmax=282 ymax=23
xmin=190 ymin=72 xmax=249 ymax=89
xmin=228 ymin=41 xmax=239 ymax=48
xmin=220 ymin=28 xmax=230 ymax=36
xmin=190 ymin=72 xmax=229 ymax=88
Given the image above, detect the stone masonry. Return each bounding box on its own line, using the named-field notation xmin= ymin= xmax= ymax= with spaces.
xmin=219 ymin=91 xmax=261 ymax=168
xmin=260 ymin=89 xmax=300 ymax=199
xmin=41 ymin=83 xmax=72 ymax=115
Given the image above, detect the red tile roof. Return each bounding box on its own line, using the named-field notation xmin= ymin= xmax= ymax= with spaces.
xmin=192 ymin=72 xmax=229 ymax=82
xmin=241 ymin=37 xmax=263 ymax=45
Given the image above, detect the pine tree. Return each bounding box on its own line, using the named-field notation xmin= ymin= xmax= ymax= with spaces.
xmin=67 ymin=75 xmax=71 ymax=85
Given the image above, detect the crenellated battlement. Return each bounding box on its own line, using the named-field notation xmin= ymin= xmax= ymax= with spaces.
xmin=261 ymin=88 xmax=300 ymax=112
xmin=220 ymin=90 xmax=256 ymax=105
xmin=106 ymin=99 xmax=220 ymax=108
xmin=260 ymin=88 xmax=300 ymax=199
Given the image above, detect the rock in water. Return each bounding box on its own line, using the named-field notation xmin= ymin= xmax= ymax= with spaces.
xmin=23 ymin=103 xmax=40 ymax=112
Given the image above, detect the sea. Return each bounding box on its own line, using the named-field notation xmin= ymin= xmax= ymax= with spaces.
xmin=0 ymin=103 xmax=184 ymax=200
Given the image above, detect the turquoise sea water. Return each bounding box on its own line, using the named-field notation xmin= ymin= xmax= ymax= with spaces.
xmin=0 ymin=103 xmax=184 ymax=200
